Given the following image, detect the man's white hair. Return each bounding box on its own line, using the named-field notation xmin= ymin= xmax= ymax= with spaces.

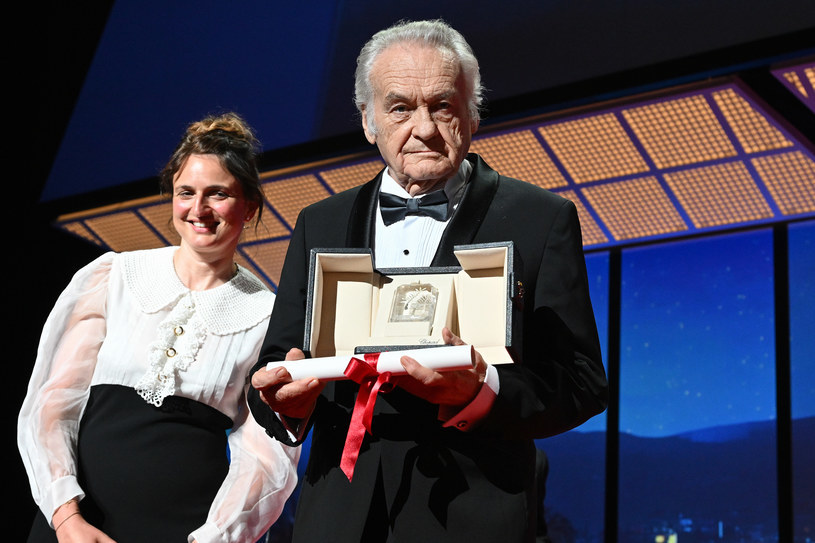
xmin=354 ymin=19 xmax=484 ymax=135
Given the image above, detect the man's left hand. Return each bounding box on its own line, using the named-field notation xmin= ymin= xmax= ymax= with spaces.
xmin=395 ymin=327 xmax=487 ymax=408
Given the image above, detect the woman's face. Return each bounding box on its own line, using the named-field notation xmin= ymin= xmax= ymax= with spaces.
xmin=172 ymin=154 xmax=256 ymax=259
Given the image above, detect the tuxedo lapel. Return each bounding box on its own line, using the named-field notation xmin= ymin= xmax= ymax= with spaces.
xmin=431 ymin=154 xmax=499 ymax=266
xmin=346 ymin=172 xmax=383 ymax=249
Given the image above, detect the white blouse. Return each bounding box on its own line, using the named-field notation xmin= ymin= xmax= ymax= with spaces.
xmin=17 ymin=246 xmax=299 ymax=543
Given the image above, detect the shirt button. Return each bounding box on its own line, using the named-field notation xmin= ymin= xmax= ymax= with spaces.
xmin=456 ymin=420 xmax=469 ymax=429
xmin=166 ymin=347 xmax=177 ymax=358
xmin=174 ymin=326 xmax=184 ymax=336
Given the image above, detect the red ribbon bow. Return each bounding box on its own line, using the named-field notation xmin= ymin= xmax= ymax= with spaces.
xmin=340 ymin=353 xmax=394 ymax=481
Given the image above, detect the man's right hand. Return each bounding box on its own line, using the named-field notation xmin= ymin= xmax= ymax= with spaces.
xmin=251 ymin=348 xmax=324 ymax=420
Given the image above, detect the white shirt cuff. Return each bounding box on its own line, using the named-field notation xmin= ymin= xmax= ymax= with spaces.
xmin=439 ymin=364 xmax=499 ymax=431
xmin=44 ymin=475 xmax=85 ymax=527
xmin=189 ymin=521 xmax=221 ymax=543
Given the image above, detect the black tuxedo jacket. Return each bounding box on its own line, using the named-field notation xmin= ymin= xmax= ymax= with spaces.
xmin=249 ymin=154 xmax=608 ymax=542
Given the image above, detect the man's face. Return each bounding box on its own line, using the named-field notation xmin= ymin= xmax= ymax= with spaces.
xmin=362 ymin=43 xmax=478 ymax=195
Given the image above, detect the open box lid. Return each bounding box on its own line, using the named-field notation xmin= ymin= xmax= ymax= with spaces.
xmin=303 ymin=242 xmax=523 ymax=365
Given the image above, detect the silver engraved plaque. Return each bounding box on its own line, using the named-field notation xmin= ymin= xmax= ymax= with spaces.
xmin=389 ymin=281 xmax=439 ymax=324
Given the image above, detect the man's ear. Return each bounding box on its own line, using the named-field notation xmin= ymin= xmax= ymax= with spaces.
xmin=361 ymin=106 xmax=376 ymax=144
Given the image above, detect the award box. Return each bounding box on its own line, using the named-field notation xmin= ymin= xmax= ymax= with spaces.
xmin=303 ymin=241 xmax=523 ymax=365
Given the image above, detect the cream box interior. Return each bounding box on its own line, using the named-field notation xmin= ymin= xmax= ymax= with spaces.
xmin=303 ymin=242 xmax=522 ymax=365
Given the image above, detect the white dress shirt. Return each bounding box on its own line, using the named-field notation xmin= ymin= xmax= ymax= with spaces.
xmin=374 ymin=161 xmax=469 ymax=268
xmin=375 ymin=162 xmax=499 ymax=430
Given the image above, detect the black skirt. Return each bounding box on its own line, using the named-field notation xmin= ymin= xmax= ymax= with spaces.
xmin=28 ymin=384 xmax=231 ymax=542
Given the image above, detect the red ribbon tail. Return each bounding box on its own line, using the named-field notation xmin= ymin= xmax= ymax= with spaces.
xmin=340 ymin=379 xmax=374 ymax=482
xmin=339 ymin=354 xmax=392 ymax=482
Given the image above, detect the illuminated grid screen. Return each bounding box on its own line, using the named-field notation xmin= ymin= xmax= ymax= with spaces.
xmin=772 ymin=59 xmax=815 ymax=114
xmin=55 ymin=77 xmax=815 ymax=290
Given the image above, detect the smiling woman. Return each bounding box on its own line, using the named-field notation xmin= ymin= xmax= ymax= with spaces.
xmin=18 ymin=113 xmax=299 ymax=543
xmin=171 ymin=154 xmax=257 ymax=289
xmin=161 ymin=113 xmax=265 ymax=220
xmin=162 ymin=114 xmax=265 ymax=289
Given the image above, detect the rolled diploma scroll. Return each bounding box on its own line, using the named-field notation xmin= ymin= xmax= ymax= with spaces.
xmin=265 ymin=345 xmax=474 ymax=381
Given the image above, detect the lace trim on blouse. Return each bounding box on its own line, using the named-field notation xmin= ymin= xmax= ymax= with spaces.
xmin=136 ymin=292 xmax=208 ymax=406
xmin=119 ymin=247 xmax=274 ymax=406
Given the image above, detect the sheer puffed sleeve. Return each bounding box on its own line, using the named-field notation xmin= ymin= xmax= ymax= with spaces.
xmin=17 ymin=252 xmax=112 ymax=524
xmin=190 ymin=390 xmax=300 ymax=543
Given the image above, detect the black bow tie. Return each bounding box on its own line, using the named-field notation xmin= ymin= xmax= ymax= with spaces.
xmin=379 ymin=190 xmax=449 ymax=226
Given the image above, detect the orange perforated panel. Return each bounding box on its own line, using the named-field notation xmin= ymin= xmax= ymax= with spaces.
xmin=782 ymin=71 xmax=808 ymax=99
xmin=84 ymin=211 xmax=167 ymax=252
xmin=61 ymin=221 xmax=103 ymax=246
xmin=752 ymin=151 xmax=815 ymax=215
xmin=538 ymin=113 xmax=649 ymax=183
xmin=319 ymin=159 xmax=385 ymax=194
xmin=557 ymin=189 xmax=609 ymax=246
xmin=623 ymin=95 xmax=736 ymax=168
xmin=137 ymin=201 xmax=181 ymax=245
xmin=470 ymin=130 xmax=567 ymax=189
xmin=713 ymin=89 xmax=793 ymax=153
xmin=581 ymin=177 xmax=687 ymax=240
xmin=664 ymin=162 xmax=773 ymax=228
xmin=242 ymin=238 xmax=293 ymax=289
xmin=262 ymin=174 xmax=331 ymax=230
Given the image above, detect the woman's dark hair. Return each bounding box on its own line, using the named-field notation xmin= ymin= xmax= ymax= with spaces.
xmin=160 ymin=112 xmax=264 ymax=223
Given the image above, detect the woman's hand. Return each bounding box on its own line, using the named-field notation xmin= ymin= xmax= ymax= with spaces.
xmin=55 ymin=516 xmax=116 ymax=543
xmin=53 ymin=501 xmax=116 ymax=543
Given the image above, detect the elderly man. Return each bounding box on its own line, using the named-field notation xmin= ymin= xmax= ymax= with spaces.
xmin=249 ymin=19 xmax=608 ymax=542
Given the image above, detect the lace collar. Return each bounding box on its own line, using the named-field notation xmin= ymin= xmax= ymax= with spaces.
xmin=120 ymin=246 xmax=274 ymax=335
